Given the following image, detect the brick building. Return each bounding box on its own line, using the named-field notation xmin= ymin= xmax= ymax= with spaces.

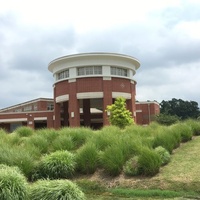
xmin=0 ymin=53 xmax=160 ymax=131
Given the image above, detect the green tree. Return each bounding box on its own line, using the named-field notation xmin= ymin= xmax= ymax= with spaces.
xmin=160 ymin=98 xmax=200 ymax=120
xmin=106 ymin=97 xmax=134 ymax=129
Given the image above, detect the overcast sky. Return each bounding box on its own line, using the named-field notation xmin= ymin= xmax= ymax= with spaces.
xmin=0 ymin=0 xmax=200 ymax=109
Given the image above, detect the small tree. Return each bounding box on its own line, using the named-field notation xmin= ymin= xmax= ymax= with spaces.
xmin=106 ymin=97 xmax=134 ymax=129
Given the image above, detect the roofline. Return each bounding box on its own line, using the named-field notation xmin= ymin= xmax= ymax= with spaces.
xmin=0 ymin=98 xmax=53 ymax=112
xmin=48 ymin=52 xmax=140 ymax=72
xmin=136 ymin=100 xmax=160 ymax=106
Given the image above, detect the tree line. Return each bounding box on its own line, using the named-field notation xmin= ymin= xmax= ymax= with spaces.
xmin=157 ymin=98 xmax=200 ymax=125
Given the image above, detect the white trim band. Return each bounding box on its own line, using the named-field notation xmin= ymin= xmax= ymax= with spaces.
xmin=112 ymin=92 xmax=131 ymax=99
xmin=77 ymin=92 xmax=103 ymax=99
xmin=56 ymin=94 xmax=69 ymax=103
xmin=0 ymin=118 xmax=27 ymax=123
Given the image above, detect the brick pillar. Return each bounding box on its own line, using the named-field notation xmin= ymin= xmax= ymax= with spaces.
xmin=47 ymin=114 xmax=54 ymax=128
xmin=63 ymin=101 xmax=69 ymax=126
xmin=103 ymin=78 xmax=113 ymax=126
xmin=68 ymin=81 xmax=80 ymax=127
xmin=127 ymin=81 xmax=136 ymax=123
xmin=83 ymin=99 xmax=91 ymax=127
xmin=54 ymin=103 xmax=61 ymax=129
xmin=27 ymin=114 xmax=34 ymax=129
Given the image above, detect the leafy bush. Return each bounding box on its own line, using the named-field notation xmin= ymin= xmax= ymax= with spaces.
xmin=137 ymin=148 xmax=161 ymax=176
xmin=155 ymin=114 xmax=179 ymax=126
xmin=154 ymin=146 xmax=170 ymax=165
xmin=76 ymin=143 xmax=99 ymax=174
xmin=32 ymin=150 xmax=76 ymax=180
xmin=29 ymin=179 xmax=85 ymax=200
xmin=123 ymin=156 xmax=139 ymax=176
xmin=15 ymin=126 xmax=34 ymax=137
xmin=0 ymin=164 xmax=28 ymax=200
xmin=106 ymin=97 xmax=134 ymax=129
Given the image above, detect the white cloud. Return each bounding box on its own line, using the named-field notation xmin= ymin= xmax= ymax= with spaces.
xmin=0 ymin=0 xmax=200 ymax=108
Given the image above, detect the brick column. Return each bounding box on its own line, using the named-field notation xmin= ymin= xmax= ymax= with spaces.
xmin=68 ymin=81 xmax=80 ymax=127
xmin=54 ymin=103 xmax=61 ymax=129
xmin=127 ymin=81 xmax=136 ymax=123
xmin=47 ymin=113 xmax=54 ymax=128
xmin=83 ymin=99 xmax=91 ymax=127
xmin=103 ymin=78 xmax=113 ymax=126
xmin=27 ymin=114 xmax=34 ymax=129
xmin=63 ymin=101 xmax=69 ymax=126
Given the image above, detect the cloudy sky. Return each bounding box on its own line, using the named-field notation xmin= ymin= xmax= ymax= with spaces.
xmin=0 ymin=0 xmax=200 ymax=109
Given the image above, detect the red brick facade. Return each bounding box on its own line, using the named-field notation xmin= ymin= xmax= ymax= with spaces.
xmin=0 ymin=53 xmax=160 ymax=132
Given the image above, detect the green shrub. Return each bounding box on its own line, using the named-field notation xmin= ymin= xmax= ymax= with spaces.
xmin=154 ymin=146 xmax=170 ymax=165
xmin=100 ymin=145 xmax=125 ymax=176
xmin=29 ymin=179 xmax=85 ymax=200
xmin=32 ymin=150 xmax=76 ymax=180
xmin=123 ymin=156 xmax=139 ymax=176
xmin=76 ymin=143 xmax=99 ymax=174
xmin=106 ymin=97 xmax=134 ymax=129
xmin=137 ymin=148 xmax=161 ymax=176
xmin=15 ymin=126 xmax=34 ymax=137
xmin=155 ymin=114 xmax=179 ymax=126
xmin=0 ymin=164 xmax=28 ymax=200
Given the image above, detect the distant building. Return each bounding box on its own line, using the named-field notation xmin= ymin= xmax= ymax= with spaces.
xmin=0 ymin=53 xmax=160 ymax=132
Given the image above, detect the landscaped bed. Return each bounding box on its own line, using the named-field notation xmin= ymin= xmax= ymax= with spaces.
xmin=0 ymin=119 xmax=200 ymax=199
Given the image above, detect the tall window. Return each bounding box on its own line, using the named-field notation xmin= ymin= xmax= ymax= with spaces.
xmin=77 ymin=66 xmax=102 ymax=76
xmin=111 ymin=66 xmax=128 ymax=77
xmin=57 ymin=70 xmax=69 ymax=80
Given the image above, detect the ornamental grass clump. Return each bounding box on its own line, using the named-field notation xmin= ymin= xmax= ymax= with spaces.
xmin=0 ymin=143 xmax=36 ymax=179
xmin=25 ymin=134 xmax=49 ymax=154
xmin=92 ymin=126 xmax=120 ymax=151
xmin=137 ymin=148 xmax=161 ymax=176
xmin=75 ymin=143 xmax=99 ymax=174
xmin=154 ymin=146 xmax=170 ymax=166
xmin=29 ymin=179 xmax=85 ymax=200
xmin=32 ymin=150 xmax=76 ymax=180
xmin=184 ymin=119 xmax=200 ymax=136
xmin=171 ymin=122 xmax=193 ymax=143
xmin=15 ymin=126 xmax=34 ymax=137
xmin=153 ymin=126 xmax=181 ymax=154
xmin=100 ymin=145 xmax=125 ymax=176
xmin=0 ymin=164 xmax=28 ymax=200
xmin=58 ymin=127 xmax=92 ymax=150
xmin=51 ymin=134 xmax=74 ymax=151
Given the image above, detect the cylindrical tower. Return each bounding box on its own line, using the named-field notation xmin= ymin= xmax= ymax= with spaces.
xmin=48 ymin=53 xmax=140 ymax=128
